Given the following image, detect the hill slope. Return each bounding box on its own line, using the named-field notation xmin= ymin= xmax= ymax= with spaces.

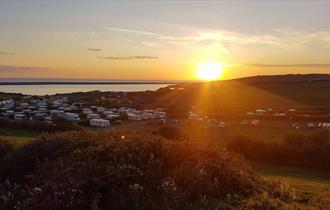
xmin=142 ymin=74 xmax=330 ymax=112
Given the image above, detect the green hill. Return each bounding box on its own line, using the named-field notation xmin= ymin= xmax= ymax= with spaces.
xmin=144 ymin=74 xmax=330 ymax=113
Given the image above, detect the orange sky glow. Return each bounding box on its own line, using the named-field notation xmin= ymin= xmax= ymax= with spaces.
xmin=1 ymin=1 xmax=330 ymax=80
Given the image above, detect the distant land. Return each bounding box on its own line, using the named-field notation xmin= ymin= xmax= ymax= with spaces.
xmin=0 ymin=78 xmax=185 ymax=85
xmin=1 ymin=74 xmax=330 ymax=85
xmin=1 ymin=74 xmax=330 ymax=110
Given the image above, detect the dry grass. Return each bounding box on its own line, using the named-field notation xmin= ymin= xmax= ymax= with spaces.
xmin=253 ymin=162 xmax=330 ymax=209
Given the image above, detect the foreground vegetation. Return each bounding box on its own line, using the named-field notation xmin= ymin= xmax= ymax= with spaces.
xmin=0 ymin=129 xmax=311 ymax=210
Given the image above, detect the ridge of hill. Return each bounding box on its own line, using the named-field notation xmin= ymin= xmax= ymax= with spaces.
xmin=144 ymin=74 xmax=330 ymax=112
xmin=233 ymin=74 xmax=330 ymax=84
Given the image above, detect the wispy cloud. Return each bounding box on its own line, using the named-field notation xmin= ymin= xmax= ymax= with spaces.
xmin=99 ymin=56 xmax=158 ymax=60
xmin=85 ymin=48 xmax=102 ymax=52
xmin=84 ymin=25 xmax=330 ymax=62
xmin=141 ymin=41 xmax=162 ymax=48
xmin=99 ymin=26 xmax=291 ymax=53
xmin=247 ymin=63 xmax=330 ymax=68
xmin=0 ymin=65 xmax=50 ymax=72
xmin=41 ymin=31 xmax=97 ymax=40
xmin=0 ymin=51 xmax=15 ymax=55
xmin=101 ymin=26 xmax=156 ymax=36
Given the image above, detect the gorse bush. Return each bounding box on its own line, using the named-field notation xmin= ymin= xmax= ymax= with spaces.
xmin=0 ymin=129 xmax=265 ymax=210
xmin=228 ymin=130 xmax=330 ymax=170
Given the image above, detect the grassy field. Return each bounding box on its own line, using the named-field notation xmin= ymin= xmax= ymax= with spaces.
xmin=177 ymin=120 xmax=317 ymax=147
xmin=146 ymin=78 xmax=330 ymax=113
xmin=106 ymin=119 xmax=319 ymax=147
xmin=0 ymin=128 xmax=38 ymax=145
xmin=253 ymin=162 xmax=330 ymax=209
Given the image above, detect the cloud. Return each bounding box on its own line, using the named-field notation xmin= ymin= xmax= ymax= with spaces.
xmin=152 ymin=28 xmax=330 ymax=52
xmin=101 ymin=26 xmax=156 ymax=36
xmin=247 ymin=63 xmax=330 ymax=68
xmin=99 ymin=56 xmax=158 ymax=60
xmin=141 ymin=41 xmax=162 ymax=48
xmin=96 ymin=25 xmax=330 ymax=60
xmin=99 ymin=26 xmax=292 ymax=52
xmin=41 ymin=31 xmax=97 ymax=40
xmin=0 ymin=65 xmax=50 ymax=72
xmin=161 ymin=31 xmax=290 ymax=49
xmin=85 ymin=48 xmax=102 ymax=52
xmin=0 ymin=51 xmax=15 ymax=55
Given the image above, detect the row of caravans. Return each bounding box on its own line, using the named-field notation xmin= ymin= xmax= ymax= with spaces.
xmin=3 ymin=110 xmax=80 ymax=122
xmin=125 ymin=110 xmax=167 ymax=121
xmin=88 ymin=108 xmax=167 ymax=127
xmin=1 ymin=98 xmax=168 ymax=127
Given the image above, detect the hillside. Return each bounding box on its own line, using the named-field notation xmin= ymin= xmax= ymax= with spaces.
xmin=144 ymin=74 xmax=330 ymax=112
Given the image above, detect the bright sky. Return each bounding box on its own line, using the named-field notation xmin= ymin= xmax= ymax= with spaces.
xmin=1 ymin=1 xmax=330 ymax=80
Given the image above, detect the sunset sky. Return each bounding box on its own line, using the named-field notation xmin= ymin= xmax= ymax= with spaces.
xmin=1 ymin=1 xmax=330 ymax=80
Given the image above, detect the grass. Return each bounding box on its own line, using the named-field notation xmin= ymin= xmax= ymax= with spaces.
xmin=253 ymin=162 xmax=330 ymax=209
xmin=104 ymin=119 xmax=318 ymax=147
xmin=148 ymin=78 xmax=330 ymax=111
xmin=177 ymin=120 xmax=317 ymax=148
xmin=253 ymin=162 xmax=330 ymax=184
xmin=0 ymin=128 xmax=38 ymax=138
xmin=0 ymin=128 xmax=38 ymax=145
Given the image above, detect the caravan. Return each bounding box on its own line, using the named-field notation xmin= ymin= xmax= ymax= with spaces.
xmin=65 ymin=113 xmax=80 ymax=121
xmin=14 ymin=113 xmax=27 ymax=120
xmin=90 ymin=119 xmax=110 ymax=127
xmin=321 ymin=123 xmax=330 ymax=130
xmin=87 ymin=113 xmax=101 ymax=119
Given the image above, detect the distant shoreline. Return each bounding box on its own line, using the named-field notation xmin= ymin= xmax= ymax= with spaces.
xmin=0 ymin=82 xmax=180 ymax=86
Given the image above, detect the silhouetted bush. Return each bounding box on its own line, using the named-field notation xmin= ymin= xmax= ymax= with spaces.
xmin=0 ymin=130 xmax=264 ymax=210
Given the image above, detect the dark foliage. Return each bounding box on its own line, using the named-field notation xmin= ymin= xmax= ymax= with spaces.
xmin=0 ymin=130 xmax=263 ymax=210
xmin=228 ymin=130 xmax=330 ymax=170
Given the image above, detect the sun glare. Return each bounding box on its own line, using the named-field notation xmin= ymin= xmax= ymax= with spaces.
xmin=196 ymin=61 xmax=225 ymax=81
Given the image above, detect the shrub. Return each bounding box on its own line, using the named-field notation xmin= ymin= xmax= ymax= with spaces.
xmin=0 ymin=130 xmax=262 ymax=210
xmin=0 ymin=132 xmax=94 ymax=181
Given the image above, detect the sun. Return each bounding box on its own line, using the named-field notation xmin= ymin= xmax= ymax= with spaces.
xmin=196 ymin=61 xmax=225 ymax=81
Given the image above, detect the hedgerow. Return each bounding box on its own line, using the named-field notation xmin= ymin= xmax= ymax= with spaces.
xmin=228 ymin=130 xmax=330 ymax=170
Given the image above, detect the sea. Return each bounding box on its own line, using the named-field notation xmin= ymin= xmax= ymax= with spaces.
xmin=0 ymin=78 xmax=175 ymax=95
